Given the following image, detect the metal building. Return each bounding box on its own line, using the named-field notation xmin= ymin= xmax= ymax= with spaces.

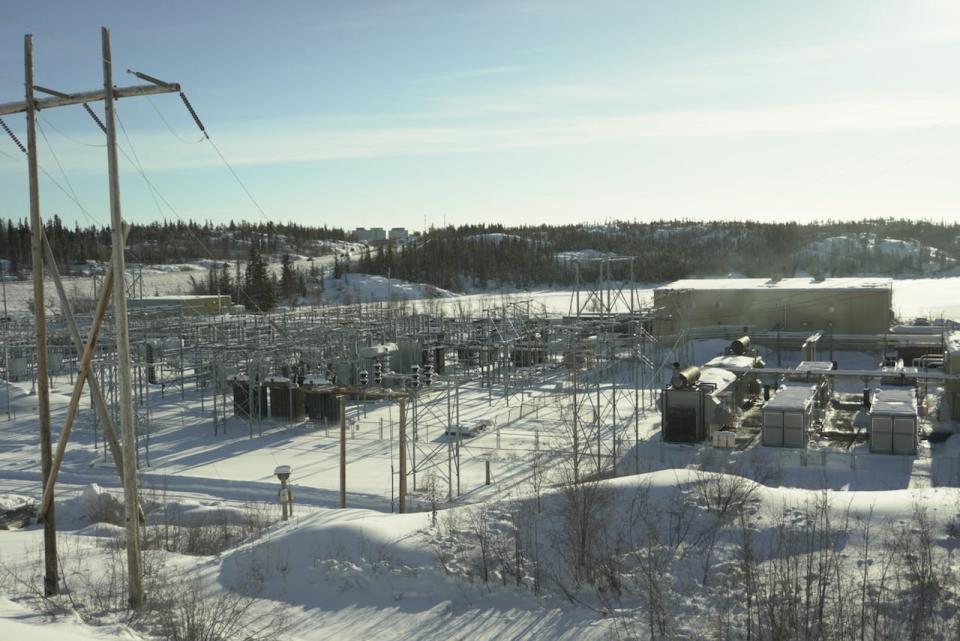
xmin=661 ymin=364 xmax=738 ymax=443
xmin=869 ymin=387 xmax=918 ymax=455
xmin=762 ymin=384 xmax=817 ymax=448
xmin=653 ymin=278 xmax=893 ymax=335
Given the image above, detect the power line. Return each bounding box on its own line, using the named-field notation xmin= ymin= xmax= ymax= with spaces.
xmin=110 ymin=104 xmax=280 ymax=317
xmin=145 ymin=95 xmax=205 ymax=144
xmin=37 ymin=119 xmax=82 ymax=206
xmin=174 ymin=91 xmax=276 ymax=227
xmin=37 ymin=114 xmax=106 ymax=148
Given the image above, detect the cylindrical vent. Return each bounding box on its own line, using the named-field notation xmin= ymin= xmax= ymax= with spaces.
xmin=731 ymin=336 xmax=751 ymax=355
xmin=671 ymin=366 xmax=701 ymax=389
xmin=862 ymin=388 xmax=871 ymax=409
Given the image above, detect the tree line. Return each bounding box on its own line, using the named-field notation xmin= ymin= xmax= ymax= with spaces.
xmin=353 ymin=219 xmax=960 ymax=290
xmin=0 ymin=216 xmax=348 ymax=277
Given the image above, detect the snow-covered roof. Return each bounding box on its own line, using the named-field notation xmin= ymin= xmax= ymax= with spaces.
xmin=358 ymin=343 xmax=399 ymax=358
xmin=947 ymin=331 xmax=960 ymax=354
xmin=871 ymin=388 xmax=917 ymax=416
xmin=263 ymin=375 xmax=291 ymax=384
xmin=133 ymin=294 xmax=229 ymax=301
xmin=794 ymin=361 xmax=834 ymax=374
xmin=699 ymin=366 xmax=737 ymax=392
xmin=765 ymin=384 xmax=816 ymax=411
xmin=656 ymin=277 xmax=891 ymax=292
xmin=704 ymin=355 xmax=757 ymax=370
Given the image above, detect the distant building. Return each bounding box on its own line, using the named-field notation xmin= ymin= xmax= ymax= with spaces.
xmin=128 ymin=294 xmax=231 ymax=316
xmin=388 ymin=227 xmax=408 ymax=241
xmin=354 ymin=227 xmax=386 ymax=242
xmin=652 ymin=277 xmax=893 ymax=335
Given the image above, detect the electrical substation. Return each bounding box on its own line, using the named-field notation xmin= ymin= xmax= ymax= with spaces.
xmin=3 ymin=267 xmax=960 ymax=523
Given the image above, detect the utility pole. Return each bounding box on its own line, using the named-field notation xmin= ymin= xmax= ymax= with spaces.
xmin=339 ymin=394 xmax=346 ymax=508
xmin=399 ymin=398 xmax=407 ymax=513
xmin=102 ymin=26 xmax=143 ymax=608
xmin=3 ymin=29 xmax=179 ymax=605
xmin=25 ymin=33 xmax=57 ymax=598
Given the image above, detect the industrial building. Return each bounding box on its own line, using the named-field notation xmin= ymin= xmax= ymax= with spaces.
xmin=653 ymin=277 xmax=893 ymax=335
xmin=354 ymin=227 xmax=386 ymax=242
xmin=128 ymin=294 xmax=231 ymax=316
xmin=869 ymin=387 xmax=919 ymax=455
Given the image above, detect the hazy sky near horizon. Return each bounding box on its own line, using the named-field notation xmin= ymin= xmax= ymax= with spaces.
xmin=1 ymin=1 xmax=960 ymax=232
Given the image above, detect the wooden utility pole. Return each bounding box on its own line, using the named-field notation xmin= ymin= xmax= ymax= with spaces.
xmin=42 ymin=228 xmax=126 ymax=481
xmin=102 ymin=27 xmax=143 ymax=608
xmin=2 ymin=29 xmax=179 ymax=607
xmin=398 ymin=399 xmax=407 ymax=513
xmin=339 ymin=395 xmax=346 ymax=508
xmin=24 ymin=33 xmax=57 ymax=598
xmin=39 ymin=260 xmax=116 ymax=518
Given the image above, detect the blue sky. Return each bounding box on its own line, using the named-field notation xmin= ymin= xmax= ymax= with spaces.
xmin=1 ymin=1 xmax=959 ymax=232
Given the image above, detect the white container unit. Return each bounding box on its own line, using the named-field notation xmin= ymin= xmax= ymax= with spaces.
xmin=762 ymin=384 xmax=816 ymax=448
xmin=869 ymin=388 xmax=918 ymax=455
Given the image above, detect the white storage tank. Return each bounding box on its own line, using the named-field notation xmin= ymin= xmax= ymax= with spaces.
xmin=762 ymin=383 xmax=816 ymax=448
xmin=869 ymin=388 xmax=918 ymax=455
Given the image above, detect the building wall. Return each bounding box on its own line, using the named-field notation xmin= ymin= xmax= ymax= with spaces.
xmin=130 ymin=295 xmax=230 ymax=316
xmin=653 ymin=285 xmax=893 ymax=335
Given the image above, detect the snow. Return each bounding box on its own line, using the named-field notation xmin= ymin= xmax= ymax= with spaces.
xmin=2 ymin=284 xmax=960 ymax=639
xmin=697 ymin=366 xmax=737 ymax=391
xmin=0 ymin=493 xmax=33 ymax=512
xmin=871 ymin=387 xmax=918 ymax=415
xmin=703 ymin=354 xmax=757 ymax=369
xmin=658 ymin=276 xmax=892 ymax=291
xmin=765 ymin=383 xmax=816 ymax=410
xmin=555 ymin=249 xmax=615 ymax=261
xmin=0 ymin=598 xmax=140 ymax=641
xmin=801 ymin=234 xmax=954 ymax=267
xmin=464 ymin=233 xmax=531 ymax=244
xmin=319 ymin=273 xmax=457 ymax=305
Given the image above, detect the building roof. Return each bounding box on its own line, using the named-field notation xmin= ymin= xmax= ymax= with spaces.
xmin=765 ymin=383 xmax=816 ymax=411
xmin=131 ymin=295 xmax=229 ymax=302
xmin=655 ymin=277 xmax=892 ymax=292
xmin=699 ymin=366 xmax=737 ymax=392
xmin=704 ymin=355 xmax=757 ymax=370
xmin=795 ymin=361 xmax=835 ymax=374
xmin=871 ymin=388 xmax=917 ymax=415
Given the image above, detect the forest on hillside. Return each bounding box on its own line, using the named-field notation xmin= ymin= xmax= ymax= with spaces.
xmin=0 ymin=216 xmax=348 ymax=276
xmin=354 ymin=219 xmax=960 ymax=291
xmin=2 ymin=217 xmax=959 ymax=295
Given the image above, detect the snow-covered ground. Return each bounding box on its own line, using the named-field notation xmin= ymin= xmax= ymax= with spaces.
xmin=317 ymin=273 xmax=457 ymax=306
xmin=800 ymin=233 xmax=955 ymax=269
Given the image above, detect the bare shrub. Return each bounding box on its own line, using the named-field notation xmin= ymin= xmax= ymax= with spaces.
xmin=141 ymin=502 xmax=272 ymax=557
xmin=145 ymin=571 xmax=284 ymax=641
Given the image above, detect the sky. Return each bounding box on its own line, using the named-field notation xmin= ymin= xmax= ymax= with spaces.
xmin=1 ymin=0 xmax=960 ymax=232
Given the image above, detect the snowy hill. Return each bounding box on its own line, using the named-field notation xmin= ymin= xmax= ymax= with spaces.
xmin=314 ymin=272 xmax=457 ymax=305
xmin=798 ymin=233 xmax=955 ymax=275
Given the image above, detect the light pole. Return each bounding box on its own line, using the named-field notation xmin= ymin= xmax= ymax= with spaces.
xmin=275 ymin=464 xmax=293 ymax=521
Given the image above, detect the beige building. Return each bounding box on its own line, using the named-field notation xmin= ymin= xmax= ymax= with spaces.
xmin=129 ymin=294 xmax=231 ymax=316
xmin=653 ymin=277 xmax=893 ymax=336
